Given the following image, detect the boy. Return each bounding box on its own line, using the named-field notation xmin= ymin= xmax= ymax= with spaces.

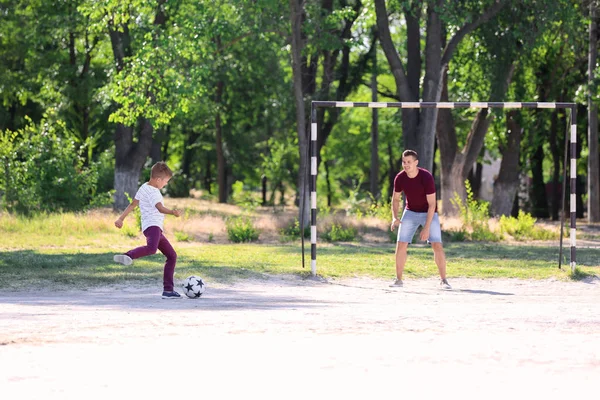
xmin=114 ymin=161 xmax=182 ymax=299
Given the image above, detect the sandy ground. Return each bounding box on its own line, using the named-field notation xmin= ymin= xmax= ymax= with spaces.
xmin=1 ymin=276 xmax=599 ymax=400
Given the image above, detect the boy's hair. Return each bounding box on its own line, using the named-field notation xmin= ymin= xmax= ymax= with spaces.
xmin=402 ymin=149 xmax=418 ymax=160
xmin=151 ymin=161 xmax=173 ymax=179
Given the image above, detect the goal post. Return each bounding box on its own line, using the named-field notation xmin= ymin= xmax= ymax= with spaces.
xmin=307 ymin=101 xmax=578 ymax=275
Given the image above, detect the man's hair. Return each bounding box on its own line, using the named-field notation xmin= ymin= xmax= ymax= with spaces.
xmin=151 ymin=161 xmax=173 ymax=179
xmin=402 ymin=149 xmax=418 ymax=159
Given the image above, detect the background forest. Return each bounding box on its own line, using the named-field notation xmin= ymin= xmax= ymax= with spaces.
xmin=1 ymin=0 xmax=600 ymax=225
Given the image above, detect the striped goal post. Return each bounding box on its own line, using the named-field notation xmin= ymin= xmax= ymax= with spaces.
xmin=307 ymin=101 xmax=578 ymax=275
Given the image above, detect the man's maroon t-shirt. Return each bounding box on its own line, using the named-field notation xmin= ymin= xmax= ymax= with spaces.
xmin=393 ymin=168 xmax=437 ymax=213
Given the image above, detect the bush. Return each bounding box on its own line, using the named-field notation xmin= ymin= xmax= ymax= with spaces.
xmin=0 ymin=118 xmax=106 ymax=215
xmin=500 ymin=211 xmax=558 ymax=241
xmin=451 ymin=180 xmax=502 ymax=242
xmin=166 ymin=171 xmax=192 ymax=198
xmin=366 ymin=199 xmax=392 ymax=221
xmin=321 ymin=223 xmax=358 ymax=242
xmin=231 ymin=181 xmax=260 ymax=210
xmin=226 ymin=215 xmax=259 ymax=243
xmin=174 ymin=230 xmax=192 ymax=242
xmin=279 ymin=218 xmax=310 ymax=242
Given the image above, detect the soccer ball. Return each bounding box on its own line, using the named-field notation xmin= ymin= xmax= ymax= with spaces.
xmin=182 ymin=275 xmax=206 ymax=298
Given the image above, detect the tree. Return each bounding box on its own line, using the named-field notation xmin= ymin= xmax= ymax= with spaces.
xmin=374 ymin=0 xmax=505 ymax=173
xmin=588 ymin=0 xmax=600 ymax=221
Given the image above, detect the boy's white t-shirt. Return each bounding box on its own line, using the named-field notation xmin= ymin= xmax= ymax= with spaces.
xmin=134 ymin=182 xmax=165 ymax=232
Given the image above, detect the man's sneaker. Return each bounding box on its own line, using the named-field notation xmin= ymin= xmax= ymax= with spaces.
xmin=440 ymin=279 xmax=452 ymax=290
xmin=162 ymin=291 xmax=182 ymax=299
xmin=113 ymin=254 xmax=133 ymax=266
xmin=389 ymin=279 xmax=404 ymax=287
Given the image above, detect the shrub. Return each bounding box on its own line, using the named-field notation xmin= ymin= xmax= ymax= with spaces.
xmin=445 ymin=229 xmax=468 ymax=242
xmin=366 ymin=199 xmax=392 ymax=221
xmin=451 ymin=180 xmax=502 ymax=242
xmin=231 ymin=181 xmax=260 ymax=210
xmin=166 ymin=171 xmax=192 ymax=198
xmin=226 ymin=215 xmax=259 ymax=243
xmin=279 ymin=218 xmax=310 ymax=242
xmin=321 ymin=223 xmax=358 ymax=242
xmin=499 ymin=211 xmax=558 ymax=241
xmin=174 ymin=230 xmax=192 ymax=242
xmin=0 ymin=118 xmax=105 ymax=215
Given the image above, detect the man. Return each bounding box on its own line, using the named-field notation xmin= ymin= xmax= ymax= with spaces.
xmin=390 ymin=149 xmax=451 ymax=290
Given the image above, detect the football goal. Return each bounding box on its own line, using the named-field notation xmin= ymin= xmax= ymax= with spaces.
xmin=304 ymin=101 xmax=578 ymax=275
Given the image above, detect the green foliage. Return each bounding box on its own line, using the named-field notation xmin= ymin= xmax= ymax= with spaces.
xmin=451 ymin=180 xmax=501 ymax=242
xmin=500 ymin=211 xmax=558 ymax=241
xmin=231 ymin=181 xmax=260 ymax=210
xmin=344 ymin=178 xmax=367 ymax=218
xmin=174 ymin=230 xmax=192 ymax=242
xmin=321 ymin=223 xmax=358 ymax=242
xmin=366 ymin=198 xmax=392 ymax=221
xmin=226 ymin=215 xmax=259 ymax=243
xmin=445 ymin=229 xmax=468 ymax=242
xmin=166 ymin=171 xmax=192 ymax=198
xmin=279 ymin=219 xmax=310 ymax=242
xmin=124 ymin=192 xmax=142 ymax=232
xmin=0 ymin=118 xmax=108 ymax=215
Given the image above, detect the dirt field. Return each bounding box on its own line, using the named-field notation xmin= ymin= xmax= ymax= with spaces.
xmin=1 ymin=275 xmax=598 ymax=400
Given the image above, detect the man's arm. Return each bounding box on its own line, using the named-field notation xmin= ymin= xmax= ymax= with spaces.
xmin=420 ymin=193 xmax=437 ymax=240
xmin=114 ymin=199 xmax=139 ymax=228
xmin=391 ymin=190 xmax=402 ymax=231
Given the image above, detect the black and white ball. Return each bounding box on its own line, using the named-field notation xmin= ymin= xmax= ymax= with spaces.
xmin=183 ymin=275 xmax=206 ymax=298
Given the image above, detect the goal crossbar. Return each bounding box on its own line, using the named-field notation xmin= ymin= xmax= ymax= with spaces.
xmin=306 ymin=101 xmax=578 ymax=275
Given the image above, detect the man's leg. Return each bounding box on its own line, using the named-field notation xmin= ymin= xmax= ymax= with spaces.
xmin=393 ymin=210 xmax=419 ymax=283
xmin=157 ymin=233 xmax=177 ymax=292
xmin=395 ymin=241 xmax=409 ymax=280
xmin=431 ymin=242 xmax=447 ymax=280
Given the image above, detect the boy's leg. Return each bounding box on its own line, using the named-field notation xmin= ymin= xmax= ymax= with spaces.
xmin=157 ymin=233 xmax=177 ymax=292
xmin=126 ymin=226 xmax=161 ymax=259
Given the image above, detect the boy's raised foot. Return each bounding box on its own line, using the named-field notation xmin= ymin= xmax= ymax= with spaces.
xmin=113 ymin=254 xmax=133 ymax=266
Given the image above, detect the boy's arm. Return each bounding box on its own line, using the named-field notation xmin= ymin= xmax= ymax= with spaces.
xmin=114 ymin=199 xmax=139 ymax=228
xmin=155 ymin=202 xmax=181 ymax=217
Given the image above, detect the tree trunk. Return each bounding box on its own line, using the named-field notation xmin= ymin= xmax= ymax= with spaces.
xmin=548 ymin=109 xmax=561 ymax=220
xmin=468 ymin=160 xmax=483 ymax=200
xmin=370 ymin=45 xmax=379 ymax=201
xmin=492 ymin=111 xmax=522 ymax=216
xmin=289 ymin=0 xmax=309 ymax=226
xmin=215 ymin=80 xmax=227 ymax=203
xmin=437 ymin=70 xmax=491 ymax=215
xmin=529 ymin=143 xmax=550 ymax=218
xmin=588 ymin=2 xmax=600 ymax=221
xmin=113 ymin=119 xmax=154 ymax=210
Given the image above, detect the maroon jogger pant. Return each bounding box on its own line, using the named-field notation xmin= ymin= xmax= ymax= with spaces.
xmin=126 ymin=226 xmax=177 ymax=291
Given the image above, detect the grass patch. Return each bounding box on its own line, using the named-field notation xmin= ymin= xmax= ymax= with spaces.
xmin=0 ymin=206 xmax=598 ymax=290
xmin=0 ymin=241 xmax=598 ymax=290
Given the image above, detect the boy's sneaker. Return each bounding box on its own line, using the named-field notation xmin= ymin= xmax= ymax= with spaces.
xmin=440 ymin=279 xmax=452 ymax=290
xmin=162 ymin=291 xmax=182 ymax=299
xmin=113 ymin=254 xmax=133 ymax=266
xmin=389 ymin=279 xmax=404 ymax=287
